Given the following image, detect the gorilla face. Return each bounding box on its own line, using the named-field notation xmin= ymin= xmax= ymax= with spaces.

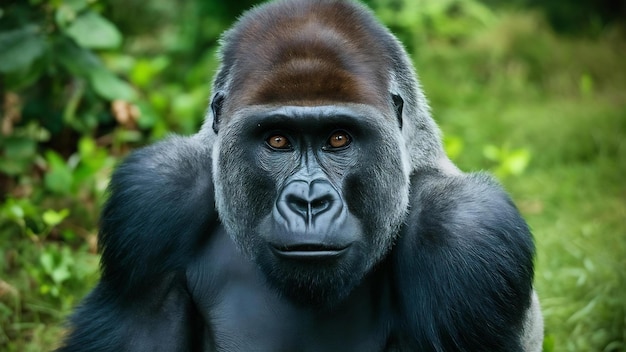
xmin=205 ymin=0 xmax=422 ymax=307
xmin=212 ymin=103 xmax=409 ymax=306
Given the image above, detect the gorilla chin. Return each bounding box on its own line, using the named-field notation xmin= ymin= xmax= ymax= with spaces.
xmin=257 ymin=213 xmax=369 ymax=308
xmin=258 ymin=238 xmax=369 ymax=308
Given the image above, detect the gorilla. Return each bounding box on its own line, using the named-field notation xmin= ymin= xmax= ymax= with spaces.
xmin=58 ymin=0 xmax=543 ymax=351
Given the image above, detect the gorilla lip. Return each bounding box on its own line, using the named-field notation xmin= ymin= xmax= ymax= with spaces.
xmin=270 ymin=243 xmax=351 ymax=260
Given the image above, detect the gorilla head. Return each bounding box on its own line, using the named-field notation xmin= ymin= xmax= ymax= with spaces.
xmin=205 ymin=0 xmax=452 ymax=306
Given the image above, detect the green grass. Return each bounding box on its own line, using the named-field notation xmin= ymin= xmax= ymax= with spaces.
xmin=510 ymin=99 xmax=626 ymax=351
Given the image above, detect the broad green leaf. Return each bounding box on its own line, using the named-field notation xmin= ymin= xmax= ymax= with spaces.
xmin=54 ymin=37 xmax=102 ymax=76
xmin=65 ymin=11 xmax=122 ymax=49
xmin=482 ymin=144 xmax=500 ymax=161
xmin=135 ymin=100 xmax=158 ymax=129
xmin=88 ymin=67 xmax=137 ymax=101
xmin=44 ymin=167 xmax=73 ymax=195
xmin=78 ymin=136 xmax=97 ymax=158
xmin=0 ymin=136 xmax=38 ymax=175
xmin=503 ymin=149 xmax=530 ymax=176
xmin=2 ymin=136 xmax=37 ymax=159
xmin=51 ymin=265 xmax=71 ymax=284
xmin=42 ymin=209 xmax=70 ymax=227
xmin=44 ymin=151 xmax=74 ymax=195
xmin=64 ymin=0 xmax=90 ymax=11
xmin=0 ymin=25 xmax=46 ymax=73
xmin=55 ymin=0 xmax=90 ymax=27
xmin=40 ymin=252 xmax=55 ymax=273
xmin=7 ymin=204 xmax=25 ymax=220
xmin=130 ymin=57 xmax=170 ymax=88
xmin=2 ymin=58 xmax=46 ymax=90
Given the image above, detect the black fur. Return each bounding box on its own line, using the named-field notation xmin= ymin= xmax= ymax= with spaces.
xmin=393 ymin=170 xmax=534 ymax=350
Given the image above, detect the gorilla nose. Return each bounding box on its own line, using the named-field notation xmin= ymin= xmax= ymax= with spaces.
xmin=286 ymin=194 xmax=331 ymax=216
xmin=278 ymin=179 xmax=342 ymax=223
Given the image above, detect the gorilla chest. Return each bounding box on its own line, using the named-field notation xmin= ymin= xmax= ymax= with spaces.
xmin=207 ymin=285 xmax=390 ymax=351
xmin=188 ymin=228 xmax=393 ymax=352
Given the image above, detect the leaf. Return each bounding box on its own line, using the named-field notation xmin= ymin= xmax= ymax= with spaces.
xmin=42 ymin=209 xmax=70 ymax=227
xmin=2 ymin=136 xmax=38 ymax=159
xmin=65 ymin=11 xmax=122 ymax=49
xmin=2 ymin=58 xmax=46 ymax=90
xmin=503 ymin=149 xmax=530 ymax=176
xmin=482 ymin=144 xmax=500 ymax=161
xmin=88 ymin=67 xmax=137 ymax=101
xmin=0 ymin=25 xmax=46 ymax=73
xmin=135 ymin=100 xmax=158 ymax=129
xmin=78 ymin=136 xmax=97 ymax=158
xmin=44 ymin=151 xmax=74 ymax=195
xmin=0 ymin=136 xmax=38 ymax=175
xmin=130 ymin=56 xmax=170 ymax=88
xmin=55 ymin=0 xmax=90 ymax=27
xmin=51 ymin=266 xmax=71 ymax=284
xmin=40 ymin=252 xmax=55 ymax=273
xmin=54 ymin=37 xmax=102 ymax=76
xmin=6 ymin=203 xmax=25 ymax=220
xmin=64 ymin=0 xmax=90 ymax=11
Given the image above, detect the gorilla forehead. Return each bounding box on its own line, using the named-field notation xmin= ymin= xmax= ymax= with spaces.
xmin=220 ymin=0 xmax=391 ymax=108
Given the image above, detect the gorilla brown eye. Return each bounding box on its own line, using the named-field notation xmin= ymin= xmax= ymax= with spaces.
xmin=327 ymin=131 xmax=351 ymax=149
xmin=267 ymin=135 xmax=291 ymax=149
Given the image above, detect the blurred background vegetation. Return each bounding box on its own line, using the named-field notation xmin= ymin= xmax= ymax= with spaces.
xmin=0 ymin=0 xmax=624 ymax=350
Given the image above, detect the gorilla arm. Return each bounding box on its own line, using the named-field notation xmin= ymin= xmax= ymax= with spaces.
xmin=57 ymin=136 xmax=215 ymax=351
xmin=392 ymin=170 xmax=543 ymax=351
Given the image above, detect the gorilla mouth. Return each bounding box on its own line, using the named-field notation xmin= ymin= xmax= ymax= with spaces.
xmin=270 ymin=243 xmax=351 ymax=260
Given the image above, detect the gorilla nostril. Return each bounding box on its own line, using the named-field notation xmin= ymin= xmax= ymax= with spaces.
xmin=310 ymin=197 xmax=332 ymax=214
xmin=312 ymin=199 xmax=327 ymax=208
xmin=285 ymin=194 xmax=308 ymax=215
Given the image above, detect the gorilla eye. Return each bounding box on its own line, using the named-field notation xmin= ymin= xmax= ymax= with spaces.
xmin=266 ymin=134 xmax=292 ymax=150
xmin=326 ymin=131 xmax=351 ymax=150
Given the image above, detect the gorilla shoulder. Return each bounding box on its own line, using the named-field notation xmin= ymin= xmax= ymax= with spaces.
xmin=98 ymin=136 xmax=216 ymax=295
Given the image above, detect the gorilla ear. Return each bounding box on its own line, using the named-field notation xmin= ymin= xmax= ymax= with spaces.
xmin=392 ymin=94 xmax=404 ymax=129
xmin=211 ymin=92 xmax=225 ymax=134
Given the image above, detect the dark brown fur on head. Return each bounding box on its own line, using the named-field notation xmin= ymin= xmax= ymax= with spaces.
xmin=219 ymin=0 xmax=391 ymax=109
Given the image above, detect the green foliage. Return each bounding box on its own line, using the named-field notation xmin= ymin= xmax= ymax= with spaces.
xmin=482 ymin=144 xmax=530 ymax=178
xmin=482 ymin=0 xmax=626 ymax=36
xmin=65 ymin=12 xmax=122 ymax=49
xmin=0 ymin=123 xmax=49 ymax=176
xmin=0 ymin=1 xmax=235 ymax=347
xmin=1 ymin=2 xmax=130 ymax=102
xmin=0 ymin=26 xmax=46 ymax=73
